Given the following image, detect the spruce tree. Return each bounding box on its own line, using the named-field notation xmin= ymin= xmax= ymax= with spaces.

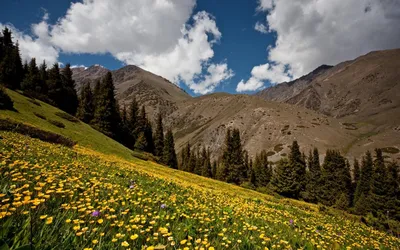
xmin=154 ymin=113 xmax=165 ymax=157
xmin=127 ymin=98 xmax=139 ymax=148
xmin=304 ymin=148 xmax=321 ymax=203
xmin=92 ymin=72 xmax=121 ymax=139
xmin=38 ymin=60 xmax=48 ymax=95
xmin=353 ymin=159 xmax=360 ymax=184
xmin=21 ymin=58 xmax=41 ymax=92
xmin=289 ymin=141 xmax=307 ymax=198
xmin=387 ymin=161 xmax=400 ymax=220
xmin=320 ymin=150 xmax=352 ymax=207
xmin=370 ymin=148 xmax=390 ymax=216
xmin=223 ymin=128 xmax=246 ymax=184
xmin=179 ymin=142 xmax=191 ymax=171
xmin=354 ymin=151 xmax=373 ymax=214
xmin=163 ymin=129 xmax=177 ymax=169
xmin=61 ymin=63 xmax=78 ymax=115
xmin=76 ymin=82 xmax=94 ymax=123
xmin=271 ymin=158 xmax=296 ymax=197
xmin=201 ymin=147 xmax=212 ymax=177
xmin=253 ymin=150 xmax=271 ymax=187
xmin=211 ymin=160 xmax=217 ymax=179
xmin=47 ymin=63 xmax=64 ymax=107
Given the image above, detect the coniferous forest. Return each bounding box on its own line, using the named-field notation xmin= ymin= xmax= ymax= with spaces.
xmin=1 ymin=27 xmax=400 ymax=232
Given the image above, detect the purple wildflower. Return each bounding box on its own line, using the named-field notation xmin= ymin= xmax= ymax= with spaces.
xmin=129 ymin=184 xmax=135 ymax=189
xmin=160 ymin=204 xmax=166 ymax=209
xmin=289 ymin=219 xmax=294 ymax=225
xmin=91 ymin=210 xmax=100 ymax=217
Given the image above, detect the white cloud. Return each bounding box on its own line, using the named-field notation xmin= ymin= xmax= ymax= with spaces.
xmin=0 ymin=22 xmax=59 ymax=65
xmin=240 ymin=0 xmax=400 ymax=91
xmin=236 ymin=63 xmax=290 ymax=92
xmin=8 ymin=0 xmax=231 ymax=94
xmin=254 ymin=22 xmax=268 ymax=33
xmin=114 ymin=11 xmax=232 ymax=94
xmin=71 ymin=64 xmax=88 ymax=69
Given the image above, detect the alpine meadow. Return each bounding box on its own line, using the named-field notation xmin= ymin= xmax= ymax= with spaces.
xmin=1 ymin=0 xmax=400 ymax=249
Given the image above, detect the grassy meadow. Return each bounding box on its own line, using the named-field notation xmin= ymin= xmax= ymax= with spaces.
xmin=1 ymin=90 xmax=400 ymax=249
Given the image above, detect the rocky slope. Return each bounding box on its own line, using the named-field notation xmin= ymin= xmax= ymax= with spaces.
xmin=72 ymin=49 xmax=400 ymax=161
xmin=72 ymin=65 xmax=190 ymax=121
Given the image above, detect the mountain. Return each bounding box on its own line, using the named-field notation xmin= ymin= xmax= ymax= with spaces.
xmin=72 ymin=49 xmax=400 ymax=161
xmin=72 ymin=65 xmax=191 ymax=121
xmin=257 ymin=49 xmax=400 ymax=120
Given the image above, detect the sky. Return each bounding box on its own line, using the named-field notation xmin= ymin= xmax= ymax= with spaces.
xmin=1 ymin=0 xmax=399 ymax=96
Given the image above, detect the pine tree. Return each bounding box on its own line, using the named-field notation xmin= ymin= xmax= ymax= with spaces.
xmin=211 ymin=160 xmax=217 ymax=179
xmin=11 ymin=42 xmax=23 ymax=88
xmin=127 ymin=98 xmax=139 ymax=148
xmin=21 ymin=58 xmax=41 ymax=92
xmin=76 ymin=82 xmax=94 ymax=123
xmin=0 ymin=28 xmax=23 ymax=89
xmin=61 ymin=63 xmax=78 ymax=115
xmin=134 ymin=132 xmax=148 ymax=151
xmin=137 ymin=106 xmax=154 ymax=154
xmin=353 ymin=159 xmax=360 ymax=184
xmin=253 ymin=150 xmax=271 ymax=187
xmin=179 ymin=142 xmax=191 ymax=171
xmin=320 ymin=150 xmax=352 ymax=207
xmin=92 ymin=72 xmax=121 ymax=139
xmin=38 ymin=60 xmax=48 ymax=94
xmin=370 ymin=148 xmax=390 ymax=216
xmin=271 ymin=158 xmax=296 ymax=197
xmin=163 ymin=129 xmax=177 ymax=169
xmin=387 ymin=161 xmax=400 ymax=220
xmin=289 ymin=141 xmax=306 ymax=198
xmin=304 ymin=148 xmax=321 ymax=203
xmin=154 ymin=113 xmax=165 ymax=157
xmin=353 ymin=151 xmax=373 ymax=214
xmin=188 ymin=149 xmax=197 ymax=173
xmin=223 ymin=128 xmax=246 ymax=184
xmin=201 ymin=147 xmax=212 ymax=177
xmin=47 ymin=63 xmax=64 ymax=107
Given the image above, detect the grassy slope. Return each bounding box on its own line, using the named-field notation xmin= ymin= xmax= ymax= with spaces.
xmin=0 ymin=89 xmax=134 ymax=159
xmin=1 ymin=88 xmax=399 ymax=249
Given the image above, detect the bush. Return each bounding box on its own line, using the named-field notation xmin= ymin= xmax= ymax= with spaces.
xmin=22 ymin=90 xmax=56 ymax=106
xmin=34 ymin=112 xmax=46 ymax=120
xmin=28 ymin=98 xmax=41 ymax=106
xmin=0 ymin=118 xmax=75 ymax=147
xmin=48 ymin=119 xmax=66 ymax=128
xmin=131 ymin=151 xmax=159 ymax=162
xmin=55 ymin=112 xmax=80 ymax=123
xmin=0 ymin=86 xmax=14 ymax=110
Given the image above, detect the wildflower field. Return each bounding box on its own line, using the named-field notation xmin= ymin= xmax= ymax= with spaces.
xmin=1 ymin=131 xmax=399 ymax=249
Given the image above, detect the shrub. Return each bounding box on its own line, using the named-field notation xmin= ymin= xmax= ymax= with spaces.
xmin=274 ymin=144 xmax=284 ymax=153
xmin=28 ymin=98 xmax=41 ymax=106
xmin=48 ymin=119 xmax=66 ymax=128
xmin=34 ymin=112 xmax=46 ymax=120
xmin=381 ymin=147 xmax=400 ymax=154
xmin=0 ymin=118 xmax=75 ymax=147
xmin=55 ymin=112 xmax=80 ymax=123
xmin=266 ymin=151 xmax=275 ymax=157
xmin=0 ymin=86 xmax=14 ymax=110
xmin=22 ymin=90 xmax=56 ymax=106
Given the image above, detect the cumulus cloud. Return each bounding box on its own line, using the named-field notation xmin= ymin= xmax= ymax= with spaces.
xmin=238 ymin=0 xmax=400 ymax=92
xmin=254 ymin=22 xmax=268 ymax=33
xmin=3 ymin=0 xmax=233 ymax=94
xmin=0 ymin=22 xmax=59 ymax=65
xmin=236 ymin=63 xmax=290 ymax=92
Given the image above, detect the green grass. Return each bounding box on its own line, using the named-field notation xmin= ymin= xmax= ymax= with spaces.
xmin=0 ymin=89 xmax=134 ymax=159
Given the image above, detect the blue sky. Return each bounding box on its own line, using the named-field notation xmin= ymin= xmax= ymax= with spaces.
xmin=1 ymin=0 xmax=399 ymax=96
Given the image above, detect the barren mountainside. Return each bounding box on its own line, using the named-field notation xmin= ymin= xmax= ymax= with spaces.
xmin=72 ymin=49 xmax=400 ymax=161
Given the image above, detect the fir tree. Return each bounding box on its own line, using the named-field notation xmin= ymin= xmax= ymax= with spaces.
xmin=223 ymin=128 xmax=246 ymax=184
xmin=387 ymin=161 xmax=400 ymax=220
xmin=353 ymin=159 xmax=360 ymax=184
xmin=179 ymin=142 xmax=191 ymax=171
xmin=320 ymin=150 xmax=352 ymax=207
xmin=92 ymin=72 xmax=121 ymax=139
xmin=137 ymin=106 xmax=154 ymax=153
xmin=127 ymin=98 xmax=139 ymax=148
xmin=154 ymin=113 xmax=165 ymax=157
xmin=201 ymin=147 xmax=212 ymax=177
xmin=304 ymin=148 xmax=321 ymax=203
xmin=76 ymin=82 xmax=94 ymax=123
xmin=21 ymin=58 xmax=41 ymax=92
xmin=163 ymin=129 xmax=177 ymax=169
xmin=47 ymin=63 xmax=64 ymax=107
xmin=61 ymin=63 xmax=78 ymax=115
xmin=271 ymin=158 xmax=296 ymax=197
xmin=370 ymin=148 xmax=390 ymax=216
xmin=353 ymin=151 xmax=373 ymax=214
xmin=211 ymin=160 xmax=217 ymax=179
xmin=134 ymin=132 xmax=148 ymax=151
xmin=38 ymin=60 xmax=48 ymax=94
xmin=253 ymin=150 xmax=271 ymax=187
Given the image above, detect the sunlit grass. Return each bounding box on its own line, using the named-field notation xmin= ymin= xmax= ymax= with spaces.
xmin=1 ymin=131 xmax=399 ymax=249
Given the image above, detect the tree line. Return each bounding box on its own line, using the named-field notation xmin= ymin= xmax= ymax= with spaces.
xmin=178 ymin=127 xmax=400 ymax=224
xmin=0 ymin=27 xmax=178 ymax=168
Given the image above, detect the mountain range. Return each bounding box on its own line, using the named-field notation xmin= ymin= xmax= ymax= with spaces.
xmin=71 ymin=49 xmax=400 ymax=162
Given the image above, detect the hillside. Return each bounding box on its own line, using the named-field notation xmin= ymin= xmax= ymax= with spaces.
xmin=1 ymin=88 xmax=399 ymax=248
xmin=166 ymin=93 xmax=352 ymax=160
xmin=72 ymin=65 xmax=191 ymax=121
xmin=0 ymin=89 xmax=134 ymax=159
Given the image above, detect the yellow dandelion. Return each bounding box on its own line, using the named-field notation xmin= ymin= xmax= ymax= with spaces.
xmin=130 ymin=234 xmax=139 ymax=240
